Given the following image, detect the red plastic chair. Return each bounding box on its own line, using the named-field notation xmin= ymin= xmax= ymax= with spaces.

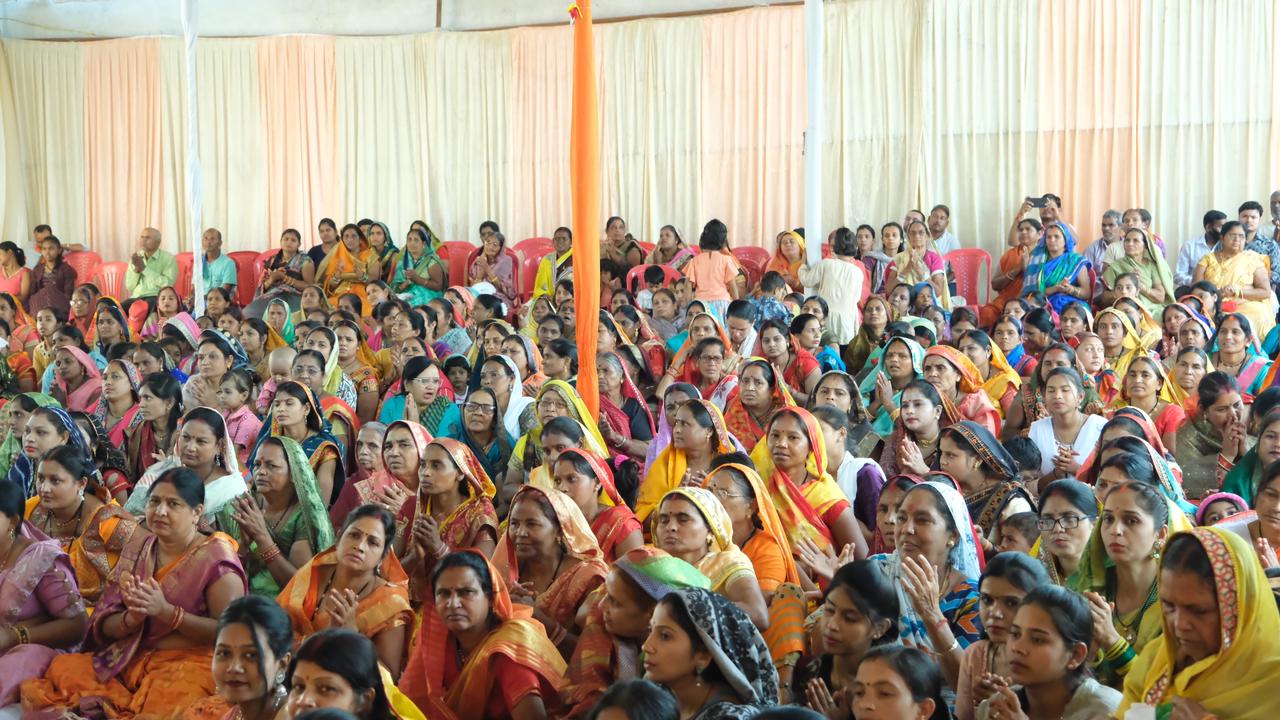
xmin=518 ymin=253 xmax=543 ymax=302
xmin=63 ymin=251 xmax=102 ymax=287
xmin=944 ymin=248 xmax=993 ymax=305
xmin=254 ymin=249 xmax=281 ymax=284
xmin=625 ymin=264 xmax=684 ymax=294
xmin=92 ymin=262 xmax=128 ymax=301
xmin=441 ymin=241 xmax=474 ymax=287
xmin=731 ymin=246 xmax=771 ymax=288
xmin=514 ymin=237 xmax=554 ymax=261
xmin=637 ymin=241 xmax=656 ymax=255
xmin=227 ymin=251 xmax=262 ymax=306
xmin=175 ymin=252 xmax=193 ymax=302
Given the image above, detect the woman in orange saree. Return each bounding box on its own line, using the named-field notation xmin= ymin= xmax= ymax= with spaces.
xmin=400 ymin=550 xmax=566 ymax=720
xmin=25 ymin=445 xmax=141 ymax=607
xmin=316 ymin=223 xmax=379 ymax=309
xmin=561 ymin=547 xmax=710 ymax=718
xmin=22 ymin=469 xmax=247 ymax=719
xmin=551 ymin=448 xmax=643 ymax=564
xmin=277 ymin=505 xmax=414 ymax=677
xmin=923 ymin=344 xmax=1001 ymax=437
xmin=495 ymin=486 xmax=608 ymax=657
xmin=702 ymin=462 xmax=808 ymax=676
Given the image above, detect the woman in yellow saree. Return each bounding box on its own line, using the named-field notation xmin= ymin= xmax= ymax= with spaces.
xmin=635 ymin=398 xmax=736 ymax=522
xmin=316 ymin=223 xmax=379 ymax=309
xmin=495 ymin=486 xmax=609 ymax=657
xmin=400 ymin=550 xmax=567 ymax=720
xmin=25 ymin=444 xmax=141 ymax=607
xmin=1118 ymin=527 xmax=1280 ymax=720
xmin=22 ymin=468 xmax=247 ymax=718
xmin=651 ymin=486 xmax=770 ymax=630
xmin=1194 ymin=219 xmax=1275 ymax=337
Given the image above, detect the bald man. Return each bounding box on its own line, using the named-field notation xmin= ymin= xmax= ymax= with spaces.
xmin=124 ymin=226 xmax=177 ymax=300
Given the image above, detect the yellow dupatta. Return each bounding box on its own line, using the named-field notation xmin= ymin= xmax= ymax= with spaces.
xmin=518 ymin=380 xmax=610 ymax=489
xmin=747 ymin=406 xmax=847 ymax=552
xmin=1109 ymin=352 xmax=1189 ymax=410
xmin=653 ymin=486 xmax=756 ymax=593
xmin=635 ymin=399 xmax=736 ymax=522
xmin=1119 ymin=528 xmax=1280 ymax=720
xmin=1097 ymin=307 xmax=1147 ymax=382
xmin=981 ymin=341 xmax=1021 ymax=418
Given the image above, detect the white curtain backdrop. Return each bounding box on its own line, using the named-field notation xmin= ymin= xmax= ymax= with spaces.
xmin=1 ymin=41 xmax=87 ymax=253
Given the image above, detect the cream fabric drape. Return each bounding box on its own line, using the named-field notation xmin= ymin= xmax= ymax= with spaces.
xmin=823 ymin=0 xmax=927 ymax=239
xmin=1 ymin=41 xmax=87 ymax=253
xmin=417 ymin=31 xmax=512 ymax=245
xmin=84 ymin=39 xmax=164 ymax=257
xmin=700 ymin=6 xmax=805 ymax=248
xmin=336 ymin=35 xmax=430 ymax=244
xmin=258 ymin=36 xmax=337 ymax=247
xmin=5 ymin=2 xmax=1280 ymax=264
xmin=195 ymin=39 xmax=267 ymax=251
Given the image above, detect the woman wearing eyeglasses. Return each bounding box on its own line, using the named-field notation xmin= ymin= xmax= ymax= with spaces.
xmin=1034 ymin=479 xmax=1097 ymax=587
xmin=445 ymin=386 xmax=515 ymax=483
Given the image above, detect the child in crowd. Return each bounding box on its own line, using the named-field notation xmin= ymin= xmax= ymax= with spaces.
xmin=637 ymin=265 xmax=665 ymax=311
xmin=995 ymin=512 xmax=1040 ymax=554
xmin=750 ymin=271 xmax=792 ymax=330
xmin=255 ymin=346 xmax=297 ymax=414
xmin=1003 ymin=436 xmax=1043 ymax=496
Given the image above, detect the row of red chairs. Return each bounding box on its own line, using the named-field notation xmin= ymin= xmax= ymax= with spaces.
xmin=64 ymin=239 xmax=973 ymax=310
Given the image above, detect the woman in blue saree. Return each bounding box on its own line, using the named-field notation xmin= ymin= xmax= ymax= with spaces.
xmin=1024 ymin=221 xmax=1090 ymax=314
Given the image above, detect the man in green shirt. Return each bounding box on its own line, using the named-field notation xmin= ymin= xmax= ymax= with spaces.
xmin=201 ymin=228 xmax=238 ymax=295
xmin=124 ymin=226 xmax=178 ymax=300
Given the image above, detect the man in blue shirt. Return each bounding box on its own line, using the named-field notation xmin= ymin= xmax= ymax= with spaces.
xmin=202 ymin=227 xmax=238 ymax=295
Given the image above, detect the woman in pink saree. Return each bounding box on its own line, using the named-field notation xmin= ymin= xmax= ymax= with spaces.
xmin=51 ymin=346 xmax=102 ymax=414
xmin=0 ymin=479 xmax=89 ymax=709
xmin=22 ymin=468 xmax=247 ymax=719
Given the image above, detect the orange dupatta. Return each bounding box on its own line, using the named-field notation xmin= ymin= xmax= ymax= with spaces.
xmin=748 ymin=406 xmax=846 ymax=552
xmin=722 ymin=358 xmax=796 ymax=449
xmin=494 ymin=486 xmax=609 ymax=630
xmin=416 ymin=438 xmax=499 ymax=550
xmin=400 ymin=550 xmax=566 ymax=720
xmin=276 ymin=546 xmax=413 ymax=641
xmin=702 ymin=462 xmax=799 ymax=587
xmin=318 ymin=238 xmax=372 ymax=307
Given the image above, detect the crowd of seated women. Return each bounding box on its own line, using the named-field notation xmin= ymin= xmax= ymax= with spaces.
xmin=0 ymin=202 xmax=1277 ymax=720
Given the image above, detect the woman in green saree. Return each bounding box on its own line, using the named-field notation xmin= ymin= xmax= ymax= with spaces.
xmin=217 ymin=435 xmax=335 ymax=596
xmin=393 ymin=226 xmax=447 ymax=306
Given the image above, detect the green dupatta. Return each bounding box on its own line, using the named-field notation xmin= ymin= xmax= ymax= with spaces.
xmin=217 ymin=435 xmax=335 ymax=596
xmin=0 ymin=392 xmax=59 ymax=478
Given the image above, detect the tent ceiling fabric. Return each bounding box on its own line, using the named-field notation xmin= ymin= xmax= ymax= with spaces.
xmin=0 ymin=0 xmax=790 ymax=39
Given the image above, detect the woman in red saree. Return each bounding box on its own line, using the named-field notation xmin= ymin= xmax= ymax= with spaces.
xmin=758 ymin=318 xmax=822 ymax=406
xmin=596 ymin=351 xmax=655 ymax=461
xmin=922 ymin=344 xmax=1001 ymax=436
xmin=330 ymin=420 xmax=432 ymax=546
xmin=551 ymin=448 xmax=643 ymax=564
xmin=22 ymin=468 xmax=247 ymax=718
xmin=400 ymin=550 xmax=566 ymax=720
xmin=495 ymin=486 xmax=609 ymax=657
xmin=723 ymin=358 xmax=796 ymax=450
xmin=401 ymin=438 xmax=499 ymax=601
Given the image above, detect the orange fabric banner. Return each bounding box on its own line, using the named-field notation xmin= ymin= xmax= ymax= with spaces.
xmin=569 ymin=0 xmax=602 ymax=417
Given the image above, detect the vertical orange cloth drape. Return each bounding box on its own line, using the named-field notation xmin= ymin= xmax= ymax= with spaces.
xmin=570 ymin=0 xmax=601 ymax=417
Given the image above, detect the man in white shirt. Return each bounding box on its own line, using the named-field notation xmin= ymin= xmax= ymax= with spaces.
xmin=1175 ymin=210 xmax=1227 ymax=288
xmin=928 ymin=204 xmax=958 ymax=295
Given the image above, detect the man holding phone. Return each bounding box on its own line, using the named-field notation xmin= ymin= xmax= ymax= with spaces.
xmin=1007 ymin=193 xmax=1073 ymax=247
